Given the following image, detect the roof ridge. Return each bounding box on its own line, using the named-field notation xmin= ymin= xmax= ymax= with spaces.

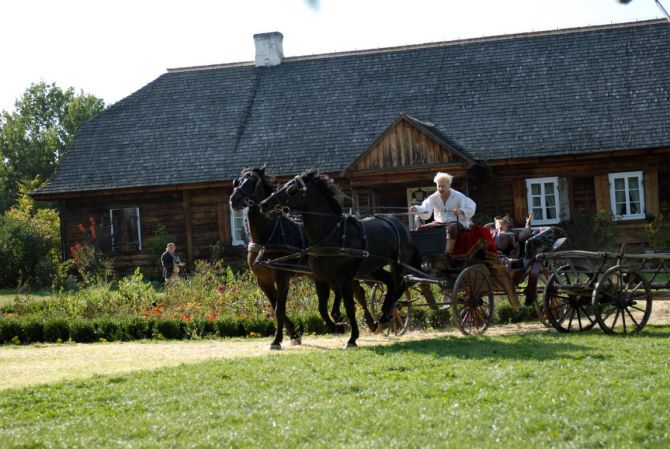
xmin=167 ymin=19 xmax=666 ymax=73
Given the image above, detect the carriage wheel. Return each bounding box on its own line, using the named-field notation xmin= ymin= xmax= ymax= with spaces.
xmin=543 ymin=266 xmax=597 ymax=333
xmin=593 ymin=266 xmax=652 ymax=334
xmin=369 ymin=283 xmax=411 ymax=336
xmin=528 ymin=270 xmax=551 ymax=327
xmin=451 ymin=265 xmax=494 ymax=335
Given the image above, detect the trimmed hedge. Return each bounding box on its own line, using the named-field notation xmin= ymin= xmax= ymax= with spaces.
xmin=497 ymin=302 xmax=538 ymax=324
xmin=0 ymin=313 xmax=336 ymax=345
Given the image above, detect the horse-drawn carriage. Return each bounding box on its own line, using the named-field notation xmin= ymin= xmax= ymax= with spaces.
xmin=367 ymin=224 xmax=568 ymax=336
xmin=232 ymin=166 xmax=661 ymax=349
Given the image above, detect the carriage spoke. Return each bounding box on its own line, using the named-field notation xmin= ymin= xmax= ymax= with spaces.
xmin=625 ymin=308 xmax=641 ymax=329
xmin=628 ymin=304 xmax=647 ymax=314
xmin=621 ymin=309 xmax=628 ymax=333
xmin=576 ymin=305 xmax=583 ymax=330
xmin=610 ymin=308 xmax=621 ymax=329
xmin=578 ymin=305 xmax=596 ymax=324
xmin=567 ymin=307 xmax=575 ymax=331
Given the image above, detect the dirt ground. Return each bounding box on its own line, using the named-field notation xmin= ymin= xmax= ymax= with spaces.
xmin=1 ymin=301 xmax=668 ymax=391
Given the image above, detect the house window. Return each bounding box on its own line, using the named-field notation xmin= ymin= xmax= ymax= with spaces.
xmin=110 ymin=207 xmax=142 ymax=251
xmin=609 ymin=171 xmax=645 ymax=220
xmin=526 ymin=177 xmax=561 ymax=225
xmin=230 ymin=207 xmax=248 ymax=246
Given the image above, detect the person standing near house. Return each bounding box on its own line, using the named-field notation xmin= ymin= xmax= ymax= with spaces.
xmin=161 ymin=243 xmax=185 ymax=282
xmin=409 ymin=172 xmax=477 ymax=254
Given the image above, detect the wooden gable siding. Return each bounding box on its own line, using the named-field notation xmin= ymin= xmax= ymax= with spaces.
xmin=350 ymin=120 xmax=452 ymax=172
xmin=660 ymin=171 xmax=670 ymax=214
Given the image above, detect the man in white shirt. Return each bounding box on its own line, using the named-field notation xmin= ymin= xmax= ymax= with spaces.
xmin=410 ymin=172 xmax=477 ymax=254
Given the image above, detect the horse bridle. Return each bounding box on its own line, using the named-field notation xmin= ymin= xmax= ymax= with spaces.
xmin=232 ymin=171 xmax=265 ymax=208
xmin=267 ymin=175 xmax=307 ymax=215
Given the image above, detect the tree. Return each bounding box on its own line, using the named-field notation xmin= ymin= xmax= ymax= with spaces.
xmin=0 ymin=82 xmax=105 ymax=211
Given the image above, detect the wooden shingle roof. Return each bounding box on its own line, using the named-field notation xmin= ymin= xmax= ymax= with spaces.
xmin=35 ymin=20 xmax=670 ymax=196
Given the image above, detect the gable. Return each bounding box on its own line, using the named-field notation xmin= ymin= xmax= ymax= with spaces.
xmin=346 ymin=115 xmax=474 ymax=173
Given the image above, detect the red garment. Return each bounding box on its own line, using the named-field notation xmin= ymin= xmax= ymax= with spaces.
xmin=452 ymin=225 xmax=498 ymax=256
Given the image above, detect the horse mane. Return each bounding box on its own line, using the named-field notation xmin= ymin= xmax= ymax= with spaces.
xmin=301 ymin=168 xmax=345 ymax=215
xmin=242 ymin=165 xmax=276 ymax=194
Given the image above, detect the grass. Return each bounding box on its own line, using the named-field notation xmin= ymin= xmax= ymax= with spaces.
xmin=1 ymin=327 xmax=669 ymax=448
xmin=0 ymin=288 xmax=52 ymax=307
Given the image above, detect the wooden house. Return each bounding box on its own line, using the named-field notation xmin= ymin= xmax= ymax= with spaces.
xmin=32 ymin=20 xmax=670 ymax=273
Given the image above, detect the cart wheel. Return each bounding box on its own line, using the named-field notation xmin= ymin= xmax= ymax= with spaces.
xmin=593 ymin=266 xmax=652 ymax=334
xmin=451 ymin=265 xmax=494 ymax=335
xmin=543 ymin=266 xmax=597 ymax=333
xmin=527 ymin=269 xmax=550 ymax=327
xmin=369 ymin=283 xmax=411 ymax=336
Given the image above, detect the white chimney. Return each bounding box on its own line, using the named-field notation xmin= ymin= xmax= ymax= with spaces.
xmin=253 ymin=32 xmax=284 ymax=67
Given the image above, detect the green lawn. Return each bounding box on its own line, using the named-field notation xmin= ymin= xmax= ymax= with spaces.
xmin=0 ymin=288 xmax=52 ymax=307
xmin=1 ymin=327 xmax=669 ymax=448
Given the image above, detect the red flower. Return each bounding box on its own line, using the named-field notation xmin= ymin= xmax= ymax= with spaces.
xmin=179 ymin=314 xmax=191 ymax=322
xmin=89 ymin=217 xmax=96 ymax=225
xmin=231 ymin=286 xmax=238 ymax=294
xmin=78 ymin=224 xmax=85 ymax=233
xmin=217 ymin=284 xmax=226 ymax=293
xmin=90 ymin=224 xmax=96 ymax=241
xmin=206 ymin=311 xmax=218 ymax=321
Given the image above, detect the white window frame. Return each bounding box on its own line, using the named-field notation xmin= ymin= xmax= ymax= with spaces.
xmin=608 ymin=171 xmax=645 ymax=221
xmin=109 ymin=207 xmax=142 ymax=251
xmin=230 ymin=207 xmax=248 ymax=246
xmin=526 ymin=177 xmax=561 ymax=225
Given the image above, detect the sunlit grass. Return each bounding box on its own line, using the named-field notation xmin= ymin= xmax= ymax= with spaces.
xmin=1 ymin=327 xmax=669 ymax=448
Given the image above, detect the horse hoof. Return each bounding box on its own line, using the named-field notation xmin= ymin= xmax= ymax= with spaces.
xmin=343 ymin=341 xmax=358 ymax=349
xmin=290 ymin=337 xmax=302 ymax=346
xmin=269 ymin=344 xmax=282 ymax=350
xmin=367 ymin=322 xmax=378 ymax=333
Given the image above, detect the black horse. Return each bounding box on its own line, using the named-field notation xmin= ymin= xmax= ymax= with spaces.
xmin=260 ymin=169 xmax=422 ymax=348
xmin=230 ymin=166 xmax=374 ymax=349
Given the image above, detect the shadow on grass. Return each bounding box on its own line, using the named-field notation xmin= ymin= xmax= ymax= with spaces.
xmin=368 ymin=332 xmax=604 ymax=361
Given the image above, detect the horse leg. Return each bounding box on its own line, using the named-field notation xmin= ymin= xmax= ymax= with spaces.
xmin=352 ymin=280 xmax=375 ymax=330
xmin=276 ymin=273 xmax=301 ymax=346
xmin=255 ymin=277 xmax=284 ymax=350
xmin=339 ymin=280 xmax=359 ymax=348
xmin=367 ymin=268 xmax=402 ymax=329
xmin=315 ymin=280 xmax=344 ymax=334
xmin=330 ymin=283 xmax=343 ymax=324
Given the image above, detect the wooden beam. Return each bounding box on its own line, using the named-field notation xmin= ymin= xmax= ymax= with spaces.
xmin=182 ymin=191 xmax=193 ymax=264
xmin=217 ymin=201 xmax=231 ymax=244
xmin=644 ymin=170 xmax=659 ymax=217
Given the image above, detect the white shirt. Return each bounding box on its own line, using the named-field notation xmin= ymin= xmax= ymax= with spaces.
xmin=414 ymin=189 xmax=476 ymax=228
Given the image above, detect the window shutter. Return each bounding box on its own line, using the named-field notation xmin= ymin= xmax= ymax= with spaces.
xmin=644 ymin=170 xmax=659 ymax=217
xmin=594 ymin=174 xmax=611 ymax=213
xmin=512 ymin=180 xmax=526 ymax=223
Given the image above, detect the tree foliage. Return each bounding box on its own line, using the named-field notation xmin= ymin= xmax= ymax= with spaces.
xmin=0 ymin=178 xmax=61 ymax=288
xmin=0 ymin=82 xmax=105 ymax=211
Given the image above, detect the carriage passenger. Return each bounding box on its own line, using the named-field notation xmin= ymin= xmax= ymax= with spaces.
xmin=486 ymin=214 xmax=533 ymax=257
xmin=409 ymin=172 xmax=476 ymax=255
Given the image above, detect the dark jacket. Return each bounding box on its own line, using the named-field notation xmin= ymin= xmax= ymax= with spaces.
xmin=161 ymin=251 xmax=175 ymax=280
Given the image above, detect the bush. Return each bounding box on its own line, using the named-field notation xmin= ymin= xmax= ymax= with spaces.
xmin=427 ymin=308 xmax=451 ymax=329
xmin=70 ymin=320 xmax=97 ymax=343
xmin=155 ymin=320 xmax=185 ymax=340
xmin=43 ymin=318 xmax=70 ymax=342
xmin=647 ymin=213 xmax=670 ymax=252
xmin=564 ymin=210 xmax=617 ymax=251
xmin=0 ymin=181 xmax=60 ymax=288
xmin=497 ymin=302 xmax=536 ymax=324
xmin=0 ymin=320 xmax=24 ymax=344
xmin=23 ymin=319 xmax=45 ymax=343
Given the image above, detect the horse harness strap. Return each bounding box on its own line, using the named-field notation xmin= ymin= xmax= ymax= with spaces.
xmin=374 ymin=214 xmax=403 ymax=264
xmin=249 ymin=216 xmax=307 ymax=264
